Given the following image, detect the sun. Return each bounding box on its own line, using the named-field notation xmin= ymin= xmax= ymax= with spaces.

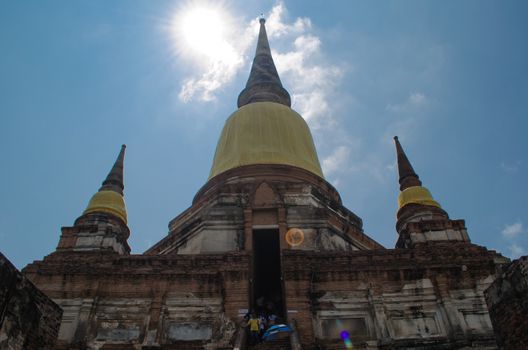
xmin=180 ymin=7 xmax=224 ymax=55
xmin=170 ymin=1 xmax=237 ymax=64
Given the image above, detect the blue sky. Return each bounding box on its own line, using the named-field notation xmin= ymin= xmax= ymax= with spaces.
xmin=1 ymin=0 xmax=527 ymax=269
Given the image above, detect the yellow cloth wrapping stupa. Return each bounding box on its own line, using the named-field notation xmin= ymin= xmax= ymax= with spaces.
xmin=397 ymin=186 xmax=441 ymax=210
xmin=84 ymin=190 xmax=128 ymax=223
xmin=209 ymin=102 xmax=324 ymax=179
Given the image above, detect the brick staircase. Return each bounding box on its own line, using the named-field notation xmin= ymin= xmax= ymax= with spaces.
xmin=248 ymin=338 xmax=291 ymax=350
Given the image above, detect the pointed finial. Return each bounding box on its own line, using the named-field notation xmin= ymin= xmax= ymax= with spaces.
xmin=83 ymin=145 xmax=128 ymax=223
xmin=393 ymin=136 xmax=422 ymax=191
xmin=237 ymin=17 xmax=291 ymax=108
xmin=100 ymin=144 xmax=126 ymax=195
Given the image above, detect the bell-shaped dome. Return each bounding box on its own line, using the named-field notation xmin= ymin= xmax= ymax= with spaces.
xmin=84 ymin=190 xmax=128 ymax=223
xmin=397 ymin=186 xmax=440 ymax=210
xmin=209 ymin=101 xmax=323 ymax=179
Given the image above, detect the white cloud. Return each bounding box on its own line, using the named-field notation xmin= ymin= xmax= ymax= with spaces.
xmin=501 ymin=221 xmax=524 ymax=238
xmin=265 ymin=2 xmax=311 ymax=38
xmin=321 ymin=139 xmax=393 ymax=187
xmin=179 ymin=61 xmax=237 ymax=102
xmin=269 ymin=11 xmax=344 ymax=130
xmin=386 ymin=160 xmax=397 ymax=172
xmin=322 ymin=145 xmax=350 ymax=176
xmin=382 ymin=91 xmax=431 ymax=145
xmin=386 ymin=91 xmax=428 ymax=112
xmin=291 ymin=91 xmax=333 ymax=128
xmin=170 ymin=4 xmax=258 ymax=103
xmin=409 ymin=92 xmax=426 ymax=105
xmin=174 ymin=1 xmax=345 ymax=132
xmin=176 ymin=32 xmax=250 ymax=102
xmin=500 ymin=160 xmax=522 ymax=173
xmin=509 ymin=243 xmax=525 ymax=258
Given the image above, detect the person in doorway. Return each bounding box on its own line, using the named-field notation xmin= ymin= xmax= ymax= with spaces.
xmin=258 ymin=313 xmax=267 ymax=340
xmin=268 ymin=313 xmax=277 ymax=327
xmin=247 ymin=312 xmax=260 ymax=345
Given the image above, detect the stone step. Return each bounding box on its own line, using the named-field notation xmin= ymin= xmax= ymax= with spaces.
xmin=249 ymin=337 xmax=291 ymax=350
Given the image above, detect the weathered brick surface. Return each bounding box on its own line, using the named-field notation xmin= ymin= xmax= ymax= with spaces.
xmin=148 ymin=165 xmax=382 ymax=257
xmin=283 ymin=243 xmax=506 ymax=349
xmin=23 ymin=251 xmax=250 ymax=349
xmin=18 ymin=164 xmax=511 ymax=349
xmin=0 ymin=252 xmax=62 ymax=350
xmin=485 ymin=256 xmax=528 ymax=350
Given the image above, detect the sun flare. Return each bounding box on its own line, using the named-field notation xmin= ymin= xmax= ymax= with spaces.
xmin=166 ymin=0 xmax=261 ymax=102
xmin=181 ymin=7 xmax=224 ymax=54
xmin=170 ymin=1 xmax=238 ymax=64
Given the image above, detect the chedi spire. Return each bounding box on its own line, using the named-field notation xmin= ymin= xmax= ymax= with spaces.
xmin=55 ymin=145 xmax=131 ymax=254
xmin=393 ymin=136 xmax=440 ymax=210
xmin=394 ymin=136 xmax=422 ymax=191
xmin=392 ymin=137 xmax=472 ymax=248
xmin=83 ymin=145 xmax=128 ymax=224
xmin=237 ymin=18 xmax=291 ymax=108
xmin=100 ymin=144 xmax=126 ymax=195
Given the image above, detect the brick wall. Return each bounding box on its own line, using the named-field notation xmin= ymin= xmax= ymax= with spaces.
xmin=23 ymin=251 xmax=250 ymax=349
xmin=0 ymin=252 xmax=62 ymax=350
xmin=283 ymin=243 xmax=506 ymax=349
xmin=485 ymin=256 xmax=528 ymax=349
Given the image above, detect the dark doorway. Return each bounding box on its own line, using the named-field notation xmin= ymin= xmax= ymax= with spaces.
xmin=252 ymin=229 xmax=284 ymax=317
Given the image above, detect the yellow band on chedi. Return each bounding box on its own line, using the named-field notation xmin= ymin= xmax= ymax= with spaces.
xmin=209 ymin=102 xmax=324 ymax=179
xmin=84 ymin=190 xmax=128 ymax=223
xmin=398 ymin=186 xmax=441 ymax=210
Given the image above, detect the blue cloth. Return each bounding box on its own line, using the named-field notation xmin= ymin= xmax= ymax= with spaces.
xmin=262 ymin=324 xmax=292 ymax=341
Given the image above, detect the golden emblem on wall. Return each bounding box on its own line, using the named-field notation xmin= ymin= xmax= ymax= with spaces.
xmin=285 ymin=228 xmax=304 ymax=246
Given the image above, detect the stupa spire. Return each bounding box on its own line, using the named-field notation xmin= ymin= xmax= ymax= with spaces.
xmin=99 ymin=144 xmax=126 ymax=195
xmin=393 ymin=136 xmax=440 ymax=211
xmin=56 ymin=145 xmax=131 ymax=254
xmin=394 ymin=136 xmax=422 ymax=191
xmin=83 ymin=145 xmax=128 ymax=224
xmin=392 ymin=137 xmax=470 ymax=249
xmin=237 ymin=18 xmax=291 ymax=108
